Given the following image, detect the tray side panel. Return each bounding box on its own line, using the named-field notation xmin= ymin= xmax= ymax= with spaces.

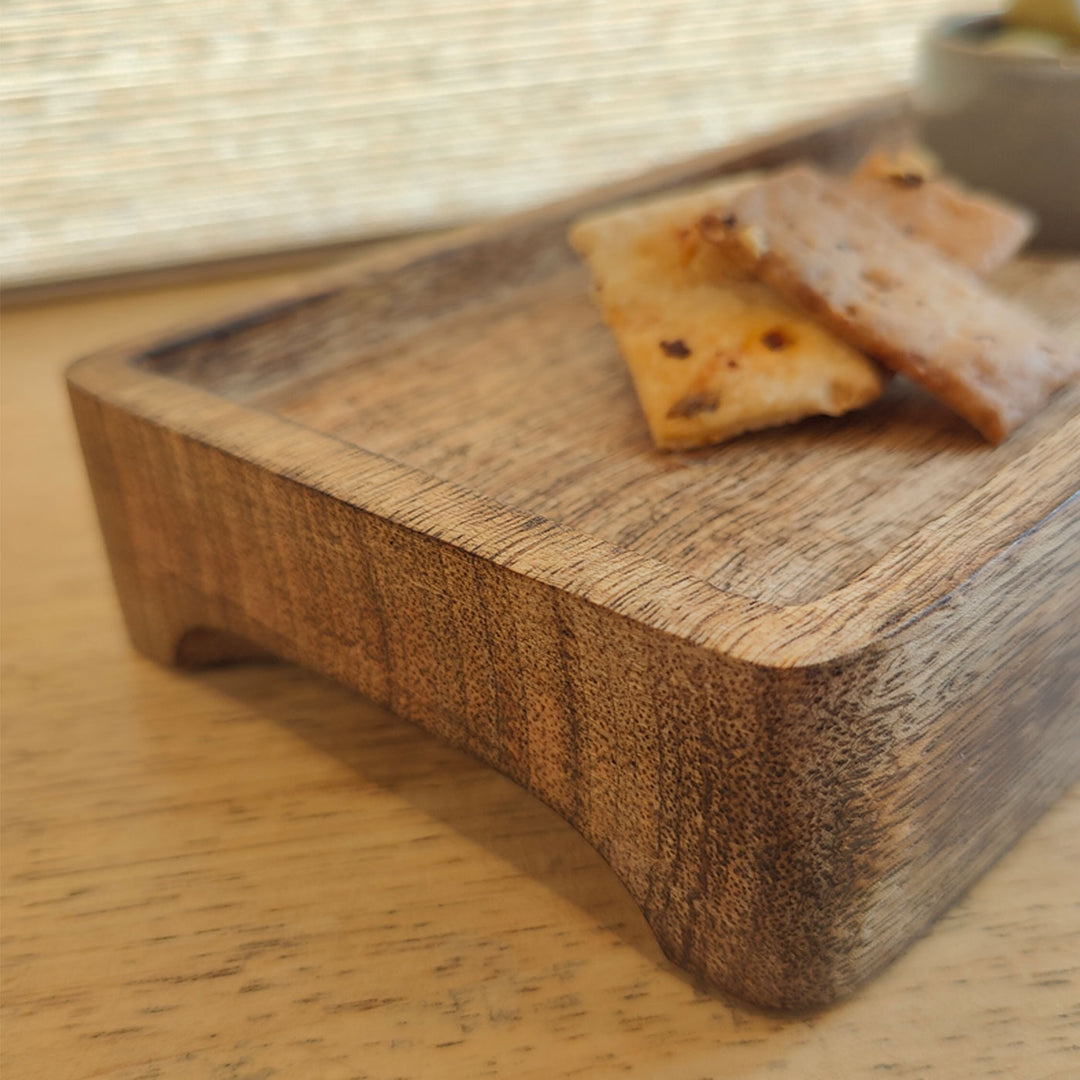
xmin=856 ymin=498 xmax=1080 ymax=959
xmin=67 ymin=382 xmax=894 ymax=1007
xmin=70 ymin=382 xmax=1080 ymax=1008
xmin=641 ymin=490 xmax=1080 ymax=1004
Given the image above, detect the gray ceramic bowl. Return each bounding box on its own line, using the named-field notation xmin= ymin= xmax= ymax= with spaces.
xmin=914 ymin=13 xmax=1080 ymax=249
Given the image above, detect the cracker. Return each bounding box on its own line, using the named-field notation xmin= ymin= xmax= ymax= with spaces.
xmin=569 ymin=176 xmax=886 ymax=450
xmin=701 ymin=165 xmax=1078 ymax=443
xmin=849 ymin=149 xmax=1034 ymax=275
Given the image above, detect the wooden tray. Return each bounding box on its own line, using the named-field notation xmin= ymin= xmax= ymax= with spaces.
xmin=68 ymin=97 xmax=1080 ymax=1011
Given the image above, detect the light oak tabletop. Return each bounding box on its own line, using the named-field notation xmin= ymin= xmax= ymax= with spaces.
xmin=2 ymin=266 xmax=1078 ymax=1080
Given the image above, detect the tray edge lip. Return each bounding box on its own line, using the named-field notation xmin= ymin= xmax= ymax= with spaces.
xmin=67 ymin=342 xmax=1080 ymax=672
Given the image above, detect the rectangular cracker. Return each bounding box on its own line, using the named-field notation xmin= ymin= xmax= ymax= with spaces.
xmin=701 ymin=165 xmax=1078 ymax=443
xmin=568 ymin=176 xmax=885 ymax=450
xmin=849 ymin=150 xmax=1034 ymax=275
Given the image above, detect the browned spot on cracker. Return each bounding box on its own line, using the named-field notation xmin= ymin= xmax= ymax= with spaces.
xmin=890 ymin=172 xmax=925 ymax=189
xmin=761 ymin=327 xmax=793 ymax=350
xmin=660 ymin=339 xmax=692 ymax=358
xmin=667 ymin=391 xmax=721 ymax=419
xmin=700 ymin=211 xmax=737 ymax=233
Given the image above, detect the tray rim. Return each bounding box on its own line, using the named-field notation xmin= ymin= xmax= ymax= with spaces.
xmin=67 ymin=94 xmax=1080 ymax=669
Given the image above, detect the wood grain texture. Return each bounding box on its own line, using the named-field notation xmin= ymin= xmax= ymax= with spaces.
xmin=65 ymin=101 xmax=1080 ymax=1010
xmin=4 ymin=233 xmax=1080 ymax=1080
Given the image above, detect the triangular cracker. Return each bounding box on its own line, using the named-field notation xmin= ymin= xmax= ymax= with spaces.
xmin=569 ymin=177 xmax=886 ymax=450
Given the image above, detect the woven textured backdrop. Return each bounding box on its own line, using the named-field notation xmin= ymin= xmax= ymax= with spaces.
xmin=2 ymin=0 xmax=971 ymax=287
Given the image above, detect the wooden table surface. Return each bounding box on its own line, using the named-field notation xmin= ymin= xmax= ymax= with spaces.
xmin=3 ymin=266 xmax=1079 ymax=1080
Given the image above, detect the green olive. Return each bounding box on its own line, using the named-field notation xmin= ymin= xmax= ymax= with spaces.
xmin=1004 ymin=0 xmax=1080 ymax=48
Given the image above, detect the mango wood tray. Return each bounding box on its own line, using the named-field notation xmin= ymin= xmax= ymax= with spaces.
xmin=68 ymin=97 xmax=1080 ymax=1011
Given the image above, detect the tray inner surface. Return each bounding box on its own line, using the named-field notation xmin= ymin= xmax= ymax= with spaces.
xmin=141 ymin=233 xmax=1080 ymax=609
